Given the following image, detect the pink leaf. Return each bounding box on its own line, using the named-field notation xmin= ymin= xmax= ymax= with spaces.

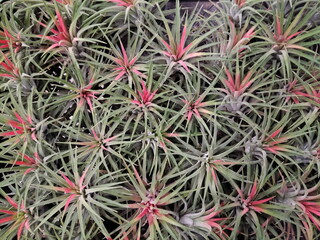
xmin=55 ymin=10 xmax=68 ymax=36
xmin=5 ymin=196 xmax=18 ymax=209
xmin=250 ymin=206 xmax=265 ymax=213
xmin=0 ymin=209 xmax=16 ymax=215
xmin=133 ymin=208 xmax=148 ymax=222
xmin=266 ymin=128 xmax=282 ymax=141
xmin=178 ymin=60 xmax=190 ymax=73
xmin=160 ymin=39 xmax=173 ymax=54
xmin=187 ymin=111 xmax=193 ymax=122
xmin=183 ymin=52 xmax=205 ymax=61
xmin=86 ymin=97 xmax=94 ymax=112
xmin=129 ymin=56 xmax=137 ymax=66
xmin=8 ymin=120 xmax=23 ymax=129
xmin=115 ymin=70 xmax=126 ymax=80
xmin=275 ymin=17 xmax=282 ymax=36
xmin=247 ymin=181 xmax=258 ymax=202
xmin=64 ymin=194 xmax=78 ymax=213
xmin=178 ymin=25 xmax=187 ymax=55
xmin=78 ymin=169 xmax=88 ymax=190
xmin=60 ymin=172 xmax=77 ymax=189
xmin=120 ymin=41 xmax=128 ymax=65
xmin=0 ymin=130 xmax=24 ymax=136
xmin=251 ymin=196 xmax=274 ymax=205
xmin=0 ymin=216 xmax=14 ymax=224
xmin=17 ymin=220 xmax=26 ymax=240
xmin=103 ymin=136 xmax=117 ymax=144
xmin=286 ymin=31 xmax=302 ymax=41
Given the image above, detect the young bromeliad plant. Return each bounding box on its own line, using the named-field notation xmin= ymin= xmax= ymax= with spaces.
xmin=0 ymin=0 xmax=320 ymax=240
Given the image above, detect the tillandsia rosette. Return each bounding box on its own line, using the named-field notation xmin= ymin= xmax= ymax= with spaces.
xmin=0 ymin=0 xmax=319 ymax=240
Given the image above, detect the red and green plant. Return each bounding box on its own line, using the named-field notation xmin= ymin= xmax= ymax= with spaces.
xmin=0 ymin=0 xmax=320 ymax=240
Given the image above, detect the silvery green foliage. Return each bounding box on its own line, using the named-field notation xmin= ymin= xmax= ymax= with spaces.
xmin=0 ymin=0 xmax=319 ymax=240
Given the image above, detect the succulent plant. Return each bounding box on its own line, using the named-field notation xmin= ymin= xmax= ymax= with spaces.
xmin=0 ymin=0 xmax=319 ymax=240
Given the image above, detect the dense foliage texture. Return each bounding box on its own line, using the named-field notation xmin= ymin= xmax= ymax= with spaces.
xmin=0 ymin=0 xmax=320 ymax=239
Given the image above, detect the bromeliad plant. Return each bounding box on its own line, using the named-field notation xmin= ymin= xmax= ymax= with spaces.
xmin=0 ymin=28 xmax=21 ymax=53
xmin=146 ymin=3 xmax=219 ymax=77
xmin=0 ymin=190 xmax=30 ymax=240
xmin=0 ymin=0 xmax=320 ymax=240
xmin=38 ymin=9 xmax=74 ymax=52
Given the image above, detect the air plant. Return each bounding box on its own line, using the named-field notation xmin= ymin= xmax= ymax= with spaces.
xmin=0 ymin=28 xmax=21 ymax=53
xmin=75 ymin=129 xmax=117 ymax=152
xmin=0 ymin=112 xmax=37 ymax=141
xmin=222 ymin=68 xmax=253 ymax=98
xmin=152 ymin=5 xmax=218 ymax=77
xmin=254 ymin=4 xmax=320 ymax=77
xmin=179 ymin=207 xmax=229 ymax=239
xmin=182 ymin=96 xmax=212 ymax=122
xmin=38 ymin=9 xmax=73 ymax=52
xmin=285 ymin=79 xmax=320 ymax=106
xmin=262 ymin=128 xmax=289 ymax=154
xmin=131 ymin=81 xmax=157 ymax=108
xmin=11 ymin=153 xmax=40 ymax=175
xmin=74 ymin=78 xmax=99 ymax=112
xmin=225 ymin=20 xmax=255 ymax=54
xmin=277 ymin=170 xmax=320 ymax=240
xmin=119 ymin=166 xmax=185 ymax=239
xmin=0 ymin=191 xmax=30 ymax=240
xmin=285 ymin=79 xmax=309 ymax=104
xmin=235 ymin=181 xmax=275 ymax=216
xmin=0 ymin=0 xmax=319 ymax=240
xmin=271 ymin=15 xmax=306 ymax=52
xmin=158 ymin=25 xmax=207 ymax=74
xmin=0 ymin=54 xmax=20 ymax=81
xmin=110 ymin=41 xmax=146 ymax=80
xmin=218 ymin=65 xmax=255 ymax=113
xmin=51 ymin=170 xmax=88 ymax=213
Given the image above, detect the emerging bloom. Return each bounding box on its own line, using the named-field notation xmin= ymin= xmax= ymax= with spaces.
xmin=262 ymin=128 xmax=289 ymax=154
xmin=0 ymin=195 xmax=30 ymax=240
xmin=52 ymin=170 xmax=87 ymax=212
xmin=0 ymin=112 xmax=37 ymax=141
xmin=131 ymin=81 xmax=157 ymax=107
xmin=112 ymin=42 xmax=145 ymax=80
xmin=0 ymin=54 xmax=20 ymax=80
xmin=0 ymin=28 xmax=21 ymax=53
xmin=222 ymin=68 xmax=253 ymax=98
xmin=12 ymin=153 xmax=40 ymax=175
xmin=74 ymin=78 xmax=99 ymax=112
xmin=160 ymin=25 xmax=205 ymax=73
xmin=38 ymin=10 xmax=73 ymax=51
xmin=236 ymin=181 xmax=274 ymax=216
xmin=108 ymin=0 xmax=135 ymax=7
xmin=182 ymin=97 xmax=211 ymax=121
